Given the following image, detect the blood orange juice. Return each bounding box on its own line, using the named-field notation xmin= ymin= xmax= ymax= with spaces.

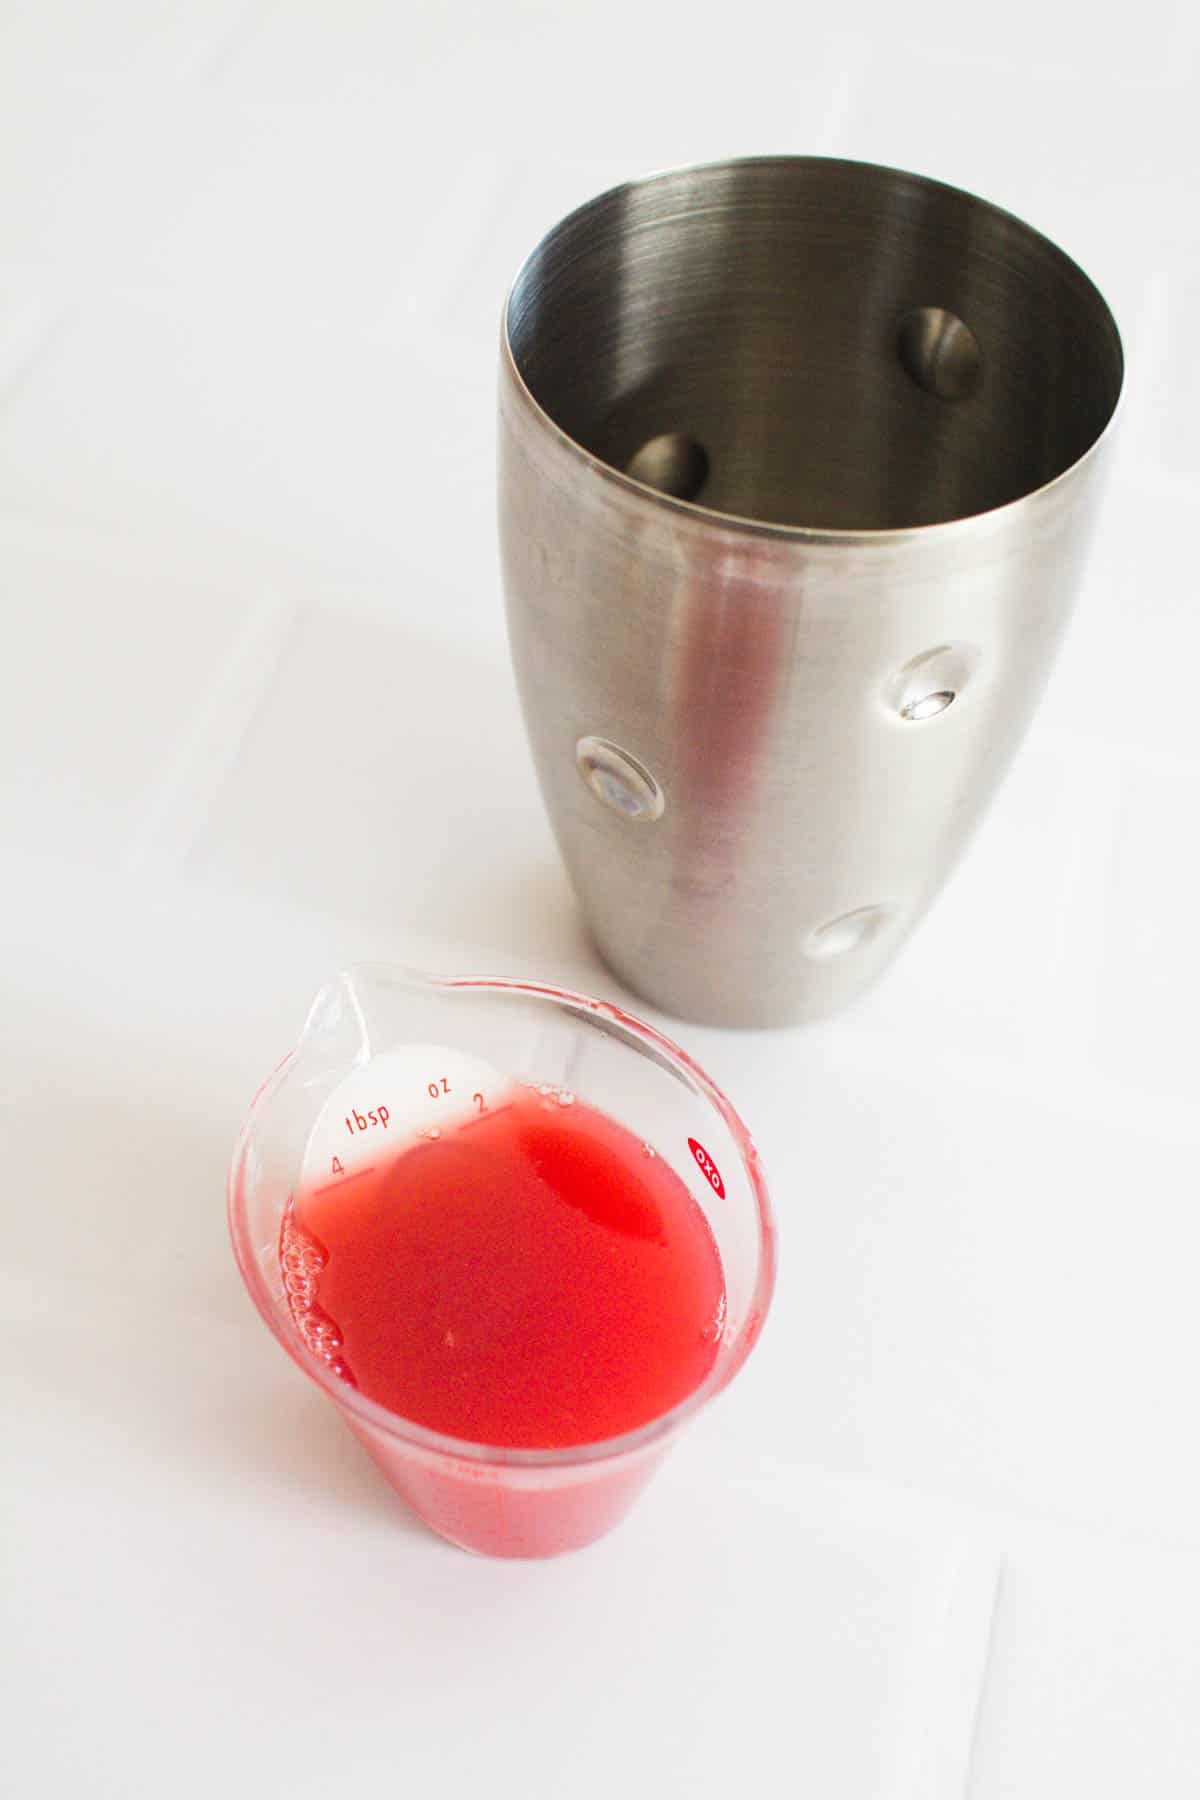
xmin=282 ymin=1084 xmax=726 ymax=1451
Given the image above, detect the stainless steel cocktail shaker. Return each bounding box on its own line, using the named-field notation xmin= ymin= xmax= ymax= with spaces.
xmin=499 ymin=157 xmax=1122 ymax=1025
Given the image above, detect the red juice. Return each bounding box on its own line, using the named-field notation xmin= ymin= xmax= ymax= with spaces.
xmin=282 ymin=1085 xmax=726 ymax=1449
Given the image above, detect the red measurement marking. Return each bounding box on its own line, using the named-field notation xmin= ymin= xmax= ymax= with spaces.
xmin=313 ymin=1165 xmax=376 ymax=1196
xmin=687 ymin=1138 xmax=725 ymax=1198
xmin=345 ymin=1106 xmax=390 ymax=1135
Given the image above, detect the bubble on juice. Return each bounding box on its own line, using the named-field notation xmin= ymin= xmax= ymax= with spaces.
xmin=702 ymin=1289 xmax=727 ymax=1345
xmin=641 ymin=1143 xmax=656 ymax=1158
xmin=279 ymin=1203 xmax=355 ymax=1384
xmin=532 ymin=1082 xmax=576 ymax=1111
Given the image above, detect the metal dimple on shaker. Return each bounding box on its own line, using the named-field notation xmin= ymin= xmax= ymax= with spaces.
xmin=499 ymin=156 xmax=1123 ymax=1026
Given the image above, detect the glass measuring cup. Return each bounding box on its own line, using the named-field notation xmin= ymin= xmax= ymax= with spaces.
xmin=228 ymin=965 xmax=776 ymax=1557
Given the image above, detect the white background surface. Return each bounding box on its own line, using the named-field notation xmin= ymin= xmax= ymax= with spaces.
xmin=2 ymin=4 xmax=1198 ymax=1795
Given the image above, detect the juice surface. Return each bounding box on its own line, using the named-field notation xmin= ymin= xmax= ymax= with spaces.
xmin=284 ymin=1086 xmax=726 ymax=1448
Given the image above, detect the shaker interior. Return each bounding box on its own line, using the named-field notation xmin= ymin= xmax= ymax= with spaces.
xmin=505 ymin=157 xmax=1124 ymax=531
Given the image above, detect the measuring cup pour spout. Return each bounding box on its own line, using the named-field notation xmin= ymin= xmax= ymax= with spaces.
xmin=229 ymin=965 xmax=776 ymax=1557
xmin=295 ymin=962 xmax=441 ymax=1068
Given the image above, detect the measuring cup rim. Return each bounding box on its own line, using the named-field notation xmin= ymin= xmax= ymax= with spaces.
xmin=228 ymin=968 xmax=777 ymax=1470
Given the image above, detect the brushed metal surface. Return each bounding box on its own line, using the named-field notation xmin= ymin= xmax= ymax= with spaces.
xmin=498 ymin=156 xmax=1123 ymax=1026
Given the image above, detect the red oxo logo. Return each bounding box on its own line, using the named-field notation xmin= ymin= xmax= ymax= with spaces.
xmin=687 ymin=1138 xmax=725 ymax=1198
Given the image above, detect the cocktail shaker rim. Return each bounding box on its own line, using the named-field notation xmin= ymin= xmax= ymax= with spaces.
xmin=500 ymin=150 xmax=1125 ymax=551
